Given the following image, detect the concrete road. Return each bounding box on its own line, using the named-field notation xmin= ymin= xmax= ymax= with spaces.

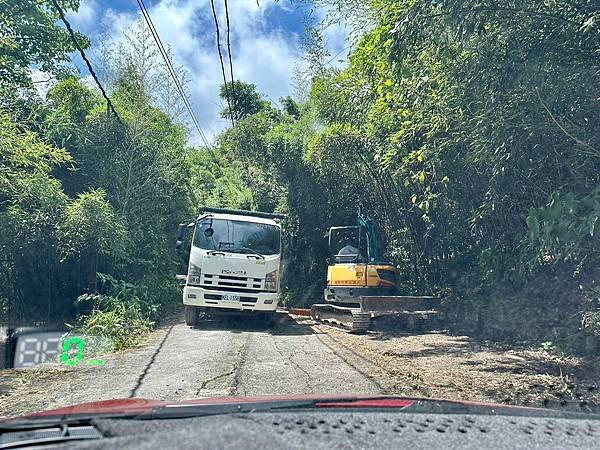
xmin=1 ymin=313 xmax=381 ymax=417
xmin=130 ymin=314 xmax=381 ymax=399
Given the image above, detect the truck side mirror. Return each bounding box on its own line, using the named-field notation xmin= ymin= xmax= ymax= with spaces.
xmin=176 ymin=221 xmax=194 ymax=255
xmin=175 ymin=223 xmax=187 ymax=253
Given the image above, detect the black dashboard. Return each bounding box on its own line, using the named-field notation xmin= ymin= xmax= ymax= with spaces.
xmin=2 ymin=410 xmax=599 ymax=449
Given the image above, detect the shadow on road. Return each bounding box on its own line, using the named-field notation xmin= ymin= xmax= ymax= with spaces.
xmin=129 ymin=324 xmax=175 ymax=398
xmin=190 ymin=313 xmax=314 ymax=336
xmin=368 ymin=329 xmax=449 ymax=341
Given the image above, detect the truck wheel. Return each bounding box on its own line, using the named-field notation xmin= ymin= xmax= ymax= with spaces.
xmin=185 ymin=306 xmax=198 ymax=327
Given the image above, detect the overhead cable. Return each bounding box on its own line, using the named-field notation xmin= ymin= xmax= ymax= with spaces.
xmin=135 ymin=0 xmax=212 ymax=148
xmin=223 ymin=0 xmax=236 ymax=120
xmin=50 ymin=0 xmax=123 ymax=125
xmin=210 ymin=0 xmax=235 ymax=126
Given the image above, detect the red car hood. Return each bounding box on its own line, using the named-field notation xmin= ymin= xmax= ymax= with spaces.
xmin=4 ymin=394 xmax=544 ymax=422
xmin=23 ymin=394 xmax=407 ymax=417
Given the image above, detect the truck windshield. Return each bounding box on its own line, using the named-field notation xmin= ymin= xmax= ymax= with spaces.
xmin=193 ymin=218 xmax=281 ymax=255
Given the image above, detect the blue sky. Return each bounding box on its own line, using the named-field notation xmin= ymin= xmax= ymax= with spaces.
xmin=83 ymin=0 xmax=310 ymax=34
xmin=61 ymin=0 xmax=350 ymax=145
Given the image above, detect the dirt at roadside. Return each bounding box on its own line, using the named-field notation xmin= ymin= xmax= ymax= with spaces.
xmin=301 ymin=317 xmax=600 ymax=413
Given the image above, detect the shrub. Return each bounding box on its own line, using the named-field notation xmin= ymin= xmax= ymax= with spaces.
xmin=75 ymin=274 xmax=157 ymax=351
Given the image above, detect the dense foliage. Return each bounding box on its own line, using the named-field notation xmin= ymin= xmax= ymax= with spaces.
xmin=0 ymin=4 xmax=243 ymax=348
xmin=1 ymin=0 xmax=598 ymax=355
xmin=217 ymin=0 xmax=600 ymax=353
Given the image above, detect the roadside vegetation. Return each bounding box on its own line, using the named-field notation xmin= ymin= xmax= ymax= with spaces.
xmin=1 ymin=0 xmax=599 ymax=356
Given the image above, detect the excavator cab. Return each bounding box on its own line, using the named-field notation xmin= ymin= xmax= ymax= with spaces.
xmin=323 ymin=217 xmax=400 ymax=307
xmin=329 ymin=226 xmax=367 ymax=263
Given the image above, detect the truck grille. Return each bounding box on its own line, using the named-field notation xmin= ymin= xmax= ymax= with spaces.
xmin=201 ymin=274 xmax=263 ymax=290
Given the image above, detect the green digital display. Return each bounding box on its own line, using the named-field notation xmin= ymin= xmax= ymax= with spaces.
xmin=10 ymin=332 xmax=107 ymax=369
xmin=60 ymin=336 xmax=105 ymax=367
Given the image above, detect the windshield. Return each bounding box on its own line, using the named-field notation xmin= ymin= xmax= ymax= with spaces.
xmin=2 ymin=0 xmax=600 ymax=438
xmin=329 ymin=227 xmax=368 ymax=262
xmin=193 ymin=218 xmax=280 ymax=255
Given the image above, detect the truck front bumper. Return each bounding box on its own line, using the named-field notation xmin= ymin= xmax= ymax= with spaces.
xmin=183 ymin=286 xmax=279 ymax=312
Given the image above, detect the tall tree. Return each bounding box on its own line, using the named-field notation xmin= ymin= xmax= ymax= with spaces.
xmin=220 ymin=80 xmax=268 ymax=121
xmin=0 ymin=0 xmax=87 ymax=98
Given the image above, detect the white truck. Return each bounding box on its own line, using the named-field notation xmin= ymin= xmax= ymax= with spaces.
xmin=176 ymin=207 xmax=286 ymax=326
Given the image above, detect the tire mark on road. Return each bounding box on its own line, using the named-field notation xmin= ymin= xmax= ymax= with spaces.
xmin=314 ymin=332 xmax=384 ymax=392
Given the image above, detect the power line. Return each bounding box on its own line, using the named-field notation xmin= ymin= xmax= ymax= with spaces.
xmin=49 ymin=0 xmax=123 ymax=125
xmin=136 ymin=0 xmax=211 ymax=148
xmin=223 ymin=0 xmax=236 ymax=120
xmin=135 ymin=0 xmax=212 ymax=149
xmin=210 ymin=0 xmax=234 ymax=126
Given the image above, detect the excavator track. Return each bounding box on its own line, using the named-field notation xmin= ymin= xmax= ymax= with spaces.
xmin=310 ymin=304 xmax=370 ymax=334
xmin=310 ymin=296 xmax=442 ymax=334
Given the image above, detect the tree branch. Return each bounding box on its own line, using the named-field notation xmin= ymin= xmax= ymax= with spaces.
xmin=535 ymin=87 xmax=599 ymax=157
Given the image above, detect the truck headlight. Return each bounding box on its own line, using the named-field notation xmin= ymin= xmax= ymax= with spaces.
xmin=187 ymin=263 xmax=202 ymax=286
xmin=265 ymin=269 xmax=279 ymax=292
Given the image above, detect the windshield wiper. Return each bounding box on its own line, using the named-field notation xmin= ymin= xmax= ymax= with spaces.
xmin=235 ymin=247 xmax=265 ymax=259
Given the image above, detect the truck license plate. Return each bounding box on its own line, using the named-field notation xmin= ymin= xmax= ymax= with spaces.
xmin=222 ymin=294 xmax=240 ymax=302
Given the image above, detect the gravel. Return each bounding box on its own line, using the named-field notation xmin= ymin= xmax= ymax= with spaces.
xmin=306 ymin=318 xmax=600 ymax=412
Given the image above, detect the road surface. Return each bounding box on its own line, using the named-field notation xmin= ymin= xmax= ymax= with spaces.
xmin=0 ymin=313 xmax=381 ymax=418
xmin=3 ymin=313 xmax=598 ymax=419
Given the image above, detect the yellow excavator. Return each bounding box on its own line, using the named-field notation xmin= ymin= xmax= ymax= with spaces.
xmin=311 ymin=214 xmax=440 ymax=333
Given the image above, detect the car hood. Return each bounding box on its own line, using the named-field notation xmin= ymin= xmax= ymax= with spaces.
xmin=3 ymin=394 xmax=583 ymax=425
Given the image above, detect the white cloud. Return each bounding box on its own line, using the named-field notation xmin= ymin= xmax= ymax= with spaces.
xmin=67 ymin=0 xmax=350 ymax=146
xmin=66 ymin=0 xmax=101 ymax=34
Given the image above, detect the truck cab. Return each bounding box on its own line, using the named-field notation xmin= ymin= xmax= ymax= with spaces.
xmin=177 ymin=208 xmax=285 ymax=326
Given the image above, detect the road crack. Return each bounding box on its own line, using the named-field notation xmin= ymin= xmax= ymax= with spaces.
xmin=229 ymin=334 xmax=252 ymax=396
xmin=195 ymin=335 xmax=250 ymax=396
xmin=129 ymin=325 xmax=175 ymax=398
xmin=271 ymin=335 xmax=313 ymax=384
xmin=195 ymin=370 xmax=235 ymax=394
